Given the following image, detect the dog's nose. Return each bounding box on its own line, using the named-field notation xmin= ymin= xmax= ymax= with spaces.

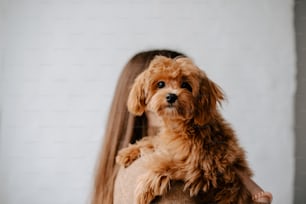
xmin=166 ymin=93 xmax=177 ymax=104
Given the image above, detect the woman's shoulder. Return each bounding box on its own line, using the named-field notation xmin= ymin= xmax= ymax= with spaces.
xmin=114 ymin=157 xmax=198 ymax=204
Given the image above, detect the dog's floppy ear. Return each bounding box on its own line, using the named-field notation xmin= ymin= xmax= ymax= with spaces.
xmin=127 ymin=71 xmax=146 ymax=116
xmin=195 ymin=76 xmax=224 ymax=126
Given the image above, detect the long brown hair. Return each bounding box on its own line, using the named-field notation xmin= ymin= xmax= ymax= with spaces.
xmin=91 ymin=50 xmax=185 ymax=204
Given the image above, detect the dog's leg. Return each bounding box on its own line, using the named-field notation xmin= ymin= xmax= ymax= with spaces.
xmin=116 ymin=144 xmax=142 ymax=167
xmin=135 ymin=171 xmax=171 ymax=204
xmin=134 ymin=154 xmax=176 ymax=204
xmin=183 ymin=167 xmax=212 ymax=197
xmin=116 ymin=136 xmax=155 ymax=167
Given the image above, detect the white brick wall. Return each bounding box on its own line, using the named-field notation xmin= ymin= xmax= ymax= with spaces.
xmin=0 ymin=1 xmax=295 ymax=204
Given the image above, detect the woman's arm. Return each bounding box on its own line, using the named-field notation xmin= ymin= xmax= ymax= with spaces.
xmin=236 ymin=169 xmax=273 ymax=204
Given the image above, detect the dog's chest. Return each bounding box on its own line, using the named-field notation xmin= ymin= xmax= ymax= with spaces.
xmin=156 ymin=127 xmax=226 ymax=165
xmin=156 ymin=131 xmax=194 ymax=161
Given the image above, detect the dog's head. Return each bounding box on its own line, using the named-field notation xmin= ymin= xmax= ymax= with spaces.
xmin=127 ymin=56 xmax=224 ymax=125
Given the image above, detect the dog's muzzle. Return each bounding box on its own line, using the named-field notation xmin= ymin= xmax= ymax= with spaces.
xmin=166 ymin=93 xmax=177 ymax=104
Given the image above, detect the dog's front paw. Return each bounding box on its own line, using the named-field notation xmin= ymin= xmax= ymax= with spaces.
xmin=116 ymin=146 xmax=141 ymax=167
xmin=185 ymin=180 xmax=205 ymax=196
xmin=185 ymin=176 xmax=214 ymax=196
xmin=135 ymin=174 xmax=155 ymax=204
xmin=135 ymin=172 xmax=170 ymax=204
xmin=135 ymin=185 xmax=154 ymax=204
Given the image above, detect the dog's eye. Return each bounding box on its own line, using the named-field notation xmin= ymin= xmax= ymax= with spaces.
xmin=157 ymin=81 xmax=165 ymax=88
xmin=181 ymin=82 xmax=192 ymax=92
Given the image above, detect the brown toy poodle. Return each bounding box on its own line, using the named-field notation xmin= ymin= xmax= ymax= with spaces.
xmin=116 ymin=56 xmax=254 ymax=204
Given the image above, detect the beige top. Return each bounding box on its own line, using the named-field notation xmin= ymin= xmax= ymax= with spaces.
xmin=114 ymin=156 xmax=198 ymax=204
xmin=113 ymin=156 xmax=273 ymax=204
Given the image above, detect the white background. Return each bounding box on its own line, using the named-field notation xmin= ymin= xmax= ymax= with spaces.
xmin=0 ymin=0 xmax=296 ymax=204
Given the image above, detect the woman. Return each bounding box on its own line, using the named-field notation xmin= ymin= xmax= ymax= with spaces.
xmin=91 ymin=50 xmax=272 ymax=204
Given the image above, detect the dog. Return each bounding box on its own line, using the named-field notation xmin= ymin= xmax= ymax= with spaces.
xmin=116 ymin=56 xmax=253 ymax=204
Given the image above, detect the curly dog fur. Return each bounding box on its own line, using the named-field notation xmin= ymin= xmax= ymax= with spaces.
xmin=116 ymin=56 xmax=253 ymax=204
